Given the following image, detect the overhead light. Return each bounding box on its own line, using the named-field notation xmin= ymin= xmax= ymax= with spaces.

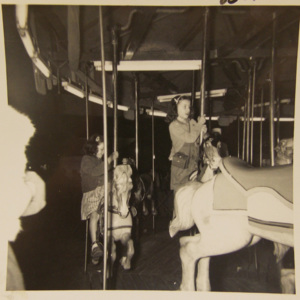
xmin=146 ymin=109 xmax=167 ymax=117
xmin=88 ymin=93 xmax=103 ymax=105
xmin=274 ymin=117 xmax=294 ymax=122
xmin=206 ymin=116 xmax=219 ymax=121
xmin=93 ymin=60 xmax=202 ymax=71
xmin=107 ymin=102 xmax=130 ymax=111
xmin=241 ymin=99 xmax=291 ymax=111
xmin=157 ymin=89 xmax=227 ymax=102
xmin=88 ymin=93 xmax=129 ymax=111
xmin=239 ymin=117 xmax=294 ymax=122
xmin=62 ymin=81 xmax=85 ymax=98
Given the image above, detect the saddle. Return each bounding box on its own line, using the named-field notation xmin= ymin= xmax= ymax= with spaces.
xmin=220 ymin=157 xmax=293 ymax=203
xmin=213 ymin=157 xmax=293 ymax=211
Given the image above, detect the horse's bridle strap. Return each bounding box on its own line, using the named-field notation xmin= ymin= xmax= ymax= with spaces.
xmin=108 ymin=225 xmax=132 ymax=231
xmin=108 ymin=205 xmax=119 ymax=214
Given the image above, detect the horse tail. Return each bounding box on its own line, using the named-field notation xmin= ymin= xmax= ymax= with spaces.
xmin=169 ymin=182 xmax=201 ymax=238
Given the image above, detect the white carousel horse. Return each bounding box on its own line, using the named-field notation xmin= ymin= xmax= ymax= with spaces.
xmin=105 ymin=164 xmax=134 ymax=275
xmin=169 ymin=143 xmax=294 ymax=293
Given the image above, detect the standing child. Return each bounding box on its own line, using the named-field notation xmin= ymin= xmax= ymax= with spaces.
xmin=80 ymin=134 xmax=118 ymax=264
xmin=166 ymin=95 xmax=207 ymax=194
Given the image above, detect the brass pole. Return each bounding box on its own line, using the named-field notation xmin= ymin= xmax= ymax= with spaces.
xmin=99 ymin=6 xmax=109 ymax=290
xmin=84 ymin=68 xmax=89 ymax=274
xmin=112 ymin=27 xmax=118 ymax=167
xmin=259 ymin=88 xmax=264 ymax=167
xmin=269 ymin=12 xmax=276 ymax=166
xmin=246 ymin=65 xmax=252 ymax=163
xmin=151 ymin=99 xmax=155 ymax=232
xmin=200 ymin=7 xmax=209 ymax=118
xmin=250 ymin=60 xmax=256 ymax=165
xmin=134 ymin=74 xmax=139 ymax=170
xmin=237 ymin=115 xmax=240 ymax=159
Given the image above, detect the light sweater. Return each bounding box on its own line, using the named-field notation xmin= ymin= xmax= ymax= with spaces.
xmin=169 ymin=118 xmax=203 ymax=160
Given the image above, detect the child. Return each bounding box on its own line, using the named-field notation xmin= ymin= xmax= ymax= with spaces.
xmin=165 ymin=95 xmax=207 ymax=194
xmin=80 ymin=134 xmax=118 ymax=264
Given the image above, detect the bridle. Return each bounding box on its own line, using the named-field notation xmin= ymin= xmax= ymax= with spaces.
xmin=109 ymin=170 xmax=133 ymax=217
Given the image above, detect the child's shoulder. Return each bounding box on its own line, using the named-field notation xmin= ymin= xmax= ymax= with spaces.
xmin=81 ymin=154 xmax=95 ymax=162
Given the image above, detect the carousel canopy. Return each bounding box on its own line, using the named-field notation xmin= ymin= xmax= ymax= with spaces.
xmin=2 ymin=4 xmax=299 ymax=120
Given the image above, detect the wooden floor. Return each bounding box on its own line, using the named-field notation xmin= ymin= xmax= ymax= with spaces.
xmin=86 ymin=220 xmax=294 ymax=292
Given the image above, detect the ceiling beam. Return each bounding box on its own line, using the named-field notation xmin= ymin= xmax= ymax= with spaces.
xmin=68 ymin=6 xmax=80 ymax=71
xmin=217 ymin=10 xmax=281 ymax=58
xmin=123 ymin=8 xmax=156 ymax=60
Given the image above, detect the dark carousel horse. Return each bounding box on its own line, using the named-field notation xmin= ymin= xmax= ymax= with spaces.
xmin=122 ymin=158 xmax=157 ymax=237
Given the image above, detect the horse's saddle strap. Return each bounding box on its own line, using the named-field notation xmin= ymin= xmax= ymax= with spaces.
xmin=221 ymin=157 xmax=293 ymax=203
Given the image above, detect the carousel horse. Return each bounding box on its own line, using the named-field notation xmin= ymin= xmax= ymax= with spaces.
xmin=169 ymin=142 xmax=294 ymax=293
xmin=123 ymin=157 xmax=157 ymax=219
xmin=98 ymin=163 xmax=134 ymax=275
xmin=275 ymin=138 xmax=293 ymax=165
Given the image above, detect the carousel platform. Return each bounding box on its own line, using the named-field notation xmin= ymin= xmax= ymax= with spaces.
xmin=12 ymin=167 xmax=294 ymax=293
xmin=86 ymin=219 xmax=293 ymax=292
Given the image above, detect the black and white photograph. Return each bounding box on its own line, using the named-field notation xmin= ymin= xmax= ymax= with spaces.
xmin=0 ymin=1 xmax=299 ymax=299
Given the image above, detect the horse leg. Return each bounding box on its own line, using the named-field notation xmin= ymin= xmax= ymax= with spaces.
xmin=180 ymin=214 xmax=254 ymax=291
xmin=196 ymin=257 xmax=211 ymax=291
xmin=120 ymin=232 xmax=134 ymax=270
xmin=179 ymin=234 xmax=202 ymax=291
xmin=107 ymin=237 xmax=116 ymax=279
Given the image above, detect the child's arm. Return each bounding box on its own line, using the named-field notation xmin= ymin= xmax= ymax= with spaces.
xmin=108 ymin=151 xmax=119 ymax=165
xmin=170 ymin=120 xmax=204 ymax=144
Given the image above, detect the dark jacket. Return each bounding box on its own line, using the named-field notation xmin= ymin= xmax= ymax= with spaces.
xmin=80 ymin=155 xmax=113 ymax=193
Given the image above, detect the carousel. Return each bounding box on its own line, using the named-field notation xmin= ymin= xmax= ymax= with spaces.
xmin=2 ymin=3 xmax=298 ymax=294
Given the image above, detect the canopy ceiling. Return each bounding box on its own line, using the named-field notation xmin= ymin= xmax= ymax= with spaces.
xmin=3 ymin=5 xmax=300 ymax=119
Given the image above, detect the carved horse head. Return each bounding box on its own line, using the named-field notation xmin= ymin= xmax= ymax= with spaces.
xmin=275 ymin=138 xmax=293 ymax=166
xmin=203 ymin=139 xmax=222 ymax=170
xmin=111 ymin=164 xmax=133 ymax=218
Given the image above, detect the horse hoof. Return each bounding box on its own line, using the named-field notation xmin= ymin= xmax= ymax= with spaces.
xmin=120 ymin=256 xmax=131 ymax=270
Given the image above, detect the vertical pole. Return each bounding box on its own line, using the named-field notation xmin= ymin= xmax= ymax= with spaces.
xmin=250 ymin=60 xmax=256 ymax=165
xmin=200 ymin=7 xmax=209 ymax=117
xmin=246 ymin=64 xmax=252 ymax=163
xmin=112 ymin=27 xmax=118 ymax=167
xmin=269 ymin=12 xmax=276 ymax=167
xmin=191 ymin=70 xmax=196 ymax=108
xmin=242 ymin=96 xmax=247 ymax=161
xmin=99 ymin=6 xmax=108 ymax=290
xmin=276 ymin=96 xmax=280 ymax=145
xmin=259 ymin=88 xmax=264 ymax=167
xmin=85 ymin=67 xmax=89 ymax=141
xmin=237 ymin=115 xmax=240 ymax=159
xmin=84 ymin=68 xmax=89 ymax=273
xmin=151 ymin=99 xmax=155 ymax=232
xmin=134 ymin=74 xmax=139 ymax=170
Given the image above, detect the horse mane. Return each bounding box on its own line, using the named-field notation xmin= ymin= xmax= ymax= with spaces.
xmin=113 ymin=164 xmax=133 ymax=195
